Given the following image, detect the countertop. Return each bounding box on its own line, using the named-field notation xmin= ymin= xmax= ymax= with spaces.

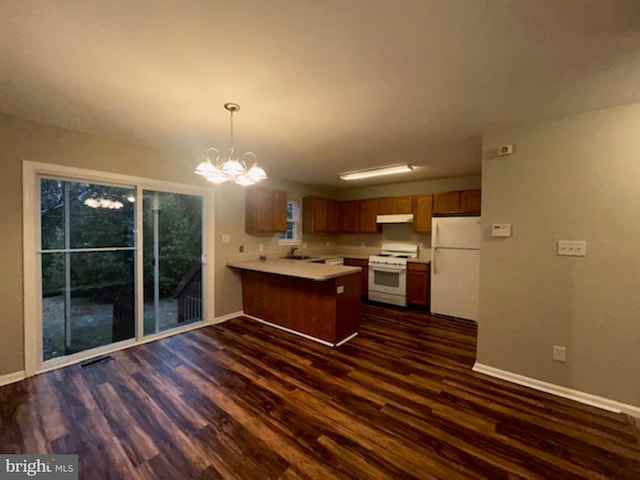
xmin=227 ymin=258 xmax=362 ymax=281
xmin=407 ymin=258 xmax=431 ymax=264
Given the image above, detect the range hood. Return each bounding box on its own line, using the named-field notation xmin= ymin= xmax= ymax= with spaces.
xmin=376 ymin=214 xmax=414 ymax=224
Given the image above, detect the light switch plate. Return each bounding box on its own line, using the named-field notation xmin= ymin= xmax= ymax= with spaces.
xmin=553 ymin=345 xmax=567 ymax=362
xmin=222 ymin=234 xmax=230 ymax=244
xmin=491 ymin=223 xmax=512 ymax=237
xmin=337 ymin=285 xmax=344 ymax=294
xmin=557 ymin=240 xmax=587 ymax=257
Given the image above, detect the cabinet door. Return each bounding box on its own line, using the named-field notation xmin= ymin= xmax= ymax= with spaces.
xmin=273 ymin=190 xmax=288 ymax=232
xmin=245 ymin=187 xmax=274 ymax=233
xmin=461 ymin=189 xmax=481 ymax=214
xmin=395 ymin=196 xmax=413 ymax=214
xmin=326 ymin=199 xmax=339 ymax=233
xmin=378 ymin=197 xmax=395 ymax=215
xmin=344 ymin=258 xmax=368 ymax=296
xmin=359 ymin=198 xmax=379 ymax=233
xmin=433 ymin=191 xmax=461 ymax=214
xmin=407 ymin=263 xmax=430 ymax=307
xmin=303 ymin=197 xmax=327 ymax=234
xmin=412 ymin=195 xmax=433 ymax=234
xmin=378 ymin=196 xmax=413 ymax=214
xmin=342 ymin=201 xmax=360 ymax=233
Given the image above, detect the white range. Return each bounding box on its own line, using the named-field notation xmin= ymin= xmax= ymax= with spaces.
xmin=368 ymin=243 xmax=419 ymax=307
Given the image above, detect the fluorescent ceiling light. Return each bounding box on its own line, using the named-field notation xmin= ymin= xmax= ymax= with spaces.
xmin=340 ymin=164 xmax=413 ymax=181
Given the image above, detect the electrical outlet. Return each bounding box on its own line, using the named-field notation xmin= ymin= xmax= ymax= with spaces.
xmin=557 ymin=240 xmax=586 ymax=257
xmin=553 ymin=345 xmax=566 ymax=362
xmin=239 ymin=245 xmax=244 ymax=253
xmin=222 ymin=234 xmax=230 ymax=244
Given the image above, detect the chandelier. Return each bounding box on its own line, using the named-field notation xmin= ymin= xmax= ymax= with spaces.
xmin=194 ymin=103 xmax=267 ymax=186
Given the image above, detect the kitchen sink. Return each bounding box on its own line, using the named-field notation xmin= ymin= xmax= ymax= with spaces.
xmin=284 ymin=255 xmax=321 ymax=261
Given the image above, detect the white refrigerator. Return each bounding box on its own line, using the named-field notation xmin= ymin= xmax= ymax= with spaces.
xmin=431 ymin=216 xmax=481 ymax=321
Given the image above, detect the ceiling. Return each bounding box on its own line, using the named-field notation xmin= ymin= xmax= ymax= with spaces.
xmin=1 ymin=0 xmax=639 ymax=188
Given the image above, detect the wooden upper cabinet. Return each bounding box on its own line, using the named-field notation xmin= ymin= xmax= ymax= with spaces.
xmin=412 ymin=195 xmax=433 ymax=234
xmin=273 ymin=190 xmax=288 ymax=232
xmin=303 ymin=196 xmax=340 ymax=234
xmin=341 ymin=200 xmax=360 ymax=233
xmin=326 ymin=199 xmax=339 ymax=233
xmin=395 ymin=196 xmax=413 ymax=214
xmin=378 ymin=196 xmax=413 ymax=215
xmin=433 ymin=191 xmax=461 ymax=214
xmin=246 ymin=187 xmax=287 ymax=234
xmin=303 ymin=196 xmax=327 ymax=234
xmin=433 ymin=189 xmax=482 ymax=215
xmin=461 ymin=189 xmax=482 ymax=214
xmin=359 ymin=198 xmax=379 ymax=233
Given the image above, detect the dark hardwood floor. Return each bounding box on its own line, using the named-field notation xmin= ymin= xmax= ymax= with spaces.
xmin=1 ymin=303 xmax=639 ymax=479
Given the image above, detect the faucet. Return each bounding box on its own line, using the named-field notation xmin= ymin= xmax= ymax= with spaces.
xmin=288 ymin=246 xmax=298 ymax=257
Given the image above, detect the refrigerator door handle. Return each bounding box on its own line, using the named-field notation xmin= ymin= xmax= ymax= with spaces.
xmin=432 ymin=247 xmax=437 ymax=274
xmin=433 ymin=221 xmax=438 ymax=247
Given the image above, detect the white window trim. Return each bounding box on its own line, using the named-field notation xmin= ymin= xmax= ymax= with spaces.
xmin=279 ymin=199 xmax=301 ymax=246
xmin=23 ymin=160 xmax=216 ymax=376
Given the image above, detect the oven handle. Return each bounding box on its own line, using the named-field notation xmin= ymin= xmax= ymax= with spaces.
xmin=370 ymin=266 xmax=406 ymax=273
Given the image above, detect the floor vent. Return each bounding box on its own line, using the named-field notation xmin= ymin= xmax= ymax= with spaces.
xmin=80 ymin=355 xmax=114 ymax=369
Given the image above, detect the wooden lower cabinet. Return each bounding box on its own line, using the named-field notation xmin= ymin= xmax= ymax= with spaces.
xmin=343 ymin=258 xmax=368 ymax=297
xmin=406 ymin=262 xmax=430 ymax=308
xmin=240 ymin=270 xmax=361 ymax=345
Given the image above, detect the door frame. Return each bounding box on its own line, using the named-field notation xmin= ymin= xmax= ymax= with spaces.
xmin=23 ymin=161 xmax=215 ymax=376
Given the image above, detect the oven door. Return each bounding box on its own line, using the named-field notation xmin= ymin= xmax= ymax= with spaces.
xmin=368 ymin=266 xmax=407 ymax=295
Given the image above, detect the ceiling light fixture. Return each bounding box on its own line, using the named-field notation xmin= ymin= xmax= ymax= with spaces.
xmin=339 ymin=164 xmax=413 ymax=181
xmin=194 ymin=103 xmax=267 ymax=186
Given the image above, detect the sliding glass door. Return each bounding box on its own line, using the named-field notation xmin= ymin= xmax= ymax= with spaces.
xmin=142 ymin=190 xmax=203 ymax=335
xmin=40 ymin=179 xmax=136 ymax=360
xmin=38 ymin=175 xmax=206 ymax=366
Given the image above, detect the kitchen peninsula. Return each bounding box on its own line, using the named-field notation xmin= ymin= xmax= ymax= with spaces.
xmin=227 ymin=258 xmax=362 ymax=346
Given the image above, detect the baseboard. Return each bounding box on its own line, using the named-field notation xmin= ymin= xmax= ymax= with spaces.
xmin=0 ymin=370 xmax=25 ymax=387
xmin=213 ymin=310 xmax=243 ymax=323
xmin=473 ymin=363 xmax=640 ymax=419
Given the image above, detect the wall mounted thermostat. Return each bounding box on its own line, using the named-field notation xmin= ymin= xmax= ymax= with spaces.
xmin=497 ymin=144 xmax=513 ymax=156
xmin=491 ymin=223 xmax=512 ymax=237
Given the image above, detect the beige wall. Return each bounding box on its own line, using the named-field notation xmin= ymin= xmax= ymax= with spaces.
xmin=0 ymin=114 xmax=210 ymax=375
xmin=479 ymin=102 xmax=640 ymax=407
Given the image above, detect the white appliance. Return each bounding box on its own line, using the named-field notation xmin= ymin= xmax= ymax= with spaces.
xmin=323 ymin=257 xmax=344 ymax=265
xmin=431 ymin=216 xmax=481 ymax=321
xmin=368 ymin=243 xmax=419 ymax=307
xmin=376 ymin=214 xmax=413 ymax=224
